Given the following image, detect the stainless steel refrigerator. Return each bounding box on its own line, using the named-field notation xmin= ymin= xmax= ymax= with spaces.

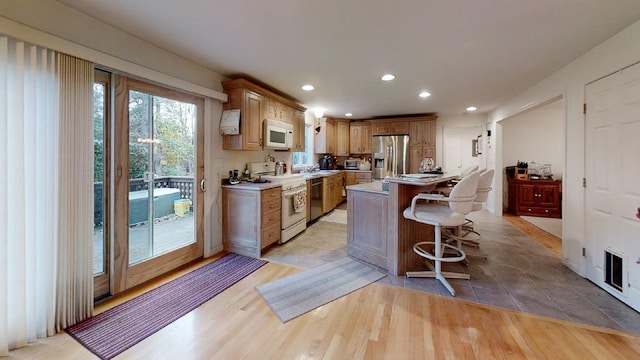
xmin=372 ymin=135 xmax=409 ymax=180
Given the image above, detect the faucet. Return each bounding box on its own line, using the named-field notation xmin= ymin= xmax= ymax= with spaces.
xmin=310 ymin=164 xmax=320 ymax=172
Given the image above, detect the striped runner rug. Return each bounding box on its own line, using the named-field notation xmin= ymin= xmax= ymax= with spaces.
xmin=66 ymin=253 xmax=266 ymax=360
xmin=256 ymin=257 xmax=385 ymax=322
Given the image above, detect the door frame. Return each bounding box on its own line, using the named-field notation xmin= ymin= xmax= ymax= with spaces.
xmin=93 ymin=69 xmax=111 ymax=298
xmin=112 ymin=75 xmax=204 ymax=294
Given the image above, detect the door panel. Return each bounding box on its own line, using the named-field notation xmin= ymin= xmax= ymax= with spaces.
xmin=93 ymin=69 xmax=110 ymax=298
xmin=113 ymin=75 xmax=204 ymax=294
xmin=586 ymin=62 xmax=640 ymax=311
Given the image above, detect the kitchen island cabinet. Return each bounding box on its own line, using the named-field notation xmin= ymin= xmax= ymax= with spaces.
xmin=222 ymin=185 xmax=281 ymax=258
xmin=347 ymin=174 xmax=456 ymax=275
xmin=347 ymin=183 xmax=389 ymax=269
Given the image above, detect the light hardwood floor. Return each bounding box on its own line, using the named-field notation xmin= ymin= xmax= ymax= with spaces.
xmin=502 ymin=213 xmax=562 ymax=258
xmin=9 ymin=253 xmax=640 ymax=359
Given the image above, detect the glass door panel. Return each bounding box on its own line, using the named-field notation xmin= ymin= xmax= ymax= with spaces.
xmin=127 ymin=90 xmax=196 ymax=265
xmin=93 ymin=69 xmax=110 ymax=298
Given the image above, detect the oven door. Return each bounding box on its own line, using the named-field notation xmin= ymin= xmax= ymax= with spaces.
xmin=282 ymin=188 xmax=307 ymax=229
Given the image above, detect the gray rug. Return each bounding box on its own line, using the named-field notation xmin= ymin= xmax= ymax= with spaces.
xmin=256 ymin=257 xmax=386 ymax=322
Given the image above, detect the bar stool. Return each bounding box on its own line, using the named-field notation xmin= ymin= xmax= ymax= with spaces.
xmin=403 ymin=171 xmax=480 ymax=296
xmin=459 ymin=169 xmax=495 ymax=248
xmin=433 ymin=164 xmax=479 ymax=196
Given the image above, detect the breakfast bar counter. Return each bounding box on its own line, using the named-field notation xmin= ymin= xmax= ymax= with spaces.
xmin=347 ymin=174 xmax=456 ymax=275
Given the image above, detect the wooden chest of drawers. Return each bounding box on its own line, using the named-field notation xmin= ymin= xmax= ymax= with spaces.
xmin=508 ymin=178 xmax=561 ymax=218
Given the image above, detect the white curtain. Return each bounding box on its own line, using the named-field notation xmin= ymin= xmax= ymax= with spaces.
xmin=0 ymin=36 xmax=94 ymax=355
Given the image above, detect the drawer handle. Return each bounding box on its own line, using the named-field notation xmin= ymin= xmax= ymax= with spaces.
xmin=545 ymin=209 xmax=549 ymax=213
xmin=528 ymin=208 xmax=532 ymax=212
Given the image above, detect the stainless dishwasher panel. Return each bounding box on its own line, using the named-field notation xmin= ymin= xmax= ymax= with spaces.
xmin=310 ymin=178 xmax=323 ymax=221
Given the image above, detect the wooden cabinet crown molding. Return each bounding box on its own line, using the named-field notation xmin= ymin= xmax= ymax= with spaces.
xmin=222 ymin=78 xmax=306 ymax=112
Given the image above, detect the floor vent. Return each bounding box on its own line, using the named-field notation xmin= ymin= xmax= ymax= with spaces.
xmin=605 ymin=250 xmax=623 ymax=293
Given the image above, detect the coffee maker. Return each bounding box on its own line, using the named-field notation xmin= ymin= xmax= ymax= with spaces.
xmin=319 ymin=155 xmax=333 ymax=170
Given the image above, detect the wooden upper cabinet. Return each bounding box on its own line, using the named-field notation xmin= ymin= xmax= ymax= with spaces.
xmin=222 ymin=87 xmax=264 ymax=150
xmin=266 ymin=98 xmax=292 ymax=124
xmin=315 ymin=117 xmax=336 ymax=154
xmin=406 ymin=116 xmax=438 ymax=172
xmin=349 ymin=122 xmax=371 ymax=154
xmin=408 ymin=118 xmax=436 ymax=146
xmin=335 ymin=119 xmax=350 ymax=156
xmin=291 ymin=109 xmax=305 ymax=152
xmin=221 ymin=78 xmax=305 ymax=151
xmin=372 ymin=121 xmax=409 ymax=136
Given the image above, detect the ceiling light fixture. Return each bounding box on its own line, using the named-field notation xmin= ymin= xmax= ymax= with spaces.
xmin=345 ymin=113 xmax=353 ymax=117
xmin=302 ymin=84 xmax=314 ymax=91
xmin=419 ymin=91 xmax=431 ymax=98
xmin=466 ymin=106 xmax=477 ymax=112
xmin=313 ymin=108 xmax=325 ymax=118
xmin=381 ymin=74 xmax=395 ymax=81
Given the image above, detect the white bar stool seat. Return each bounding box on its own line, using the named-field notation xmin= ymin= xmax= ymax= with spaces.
xmin=403 ymin=171 xmax=480 ymax=296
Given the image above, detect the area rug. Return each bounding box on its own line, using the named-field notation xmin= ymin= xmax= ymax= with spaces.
xmin=521 ymin=215 xmax=562 ymax=238
xmin=256 ymin=257 xmax=385 ymax=322
xmin=66 ymin=253 xmax=266 ymax=360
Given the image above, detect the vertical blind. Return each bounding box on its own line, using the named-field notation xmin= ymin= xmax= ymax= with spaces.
xmin=0 ymin=36 xmax=93 ymax=355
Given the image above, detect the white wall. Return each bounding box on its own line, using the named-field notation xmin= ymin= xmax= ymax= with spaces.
xmin=435 ymin=114 xmax=488 ymax=171
xmin=501 ymin=100 xmax=564 ymax=179
xmin=489 ymin=18 xmax=640 ymax=275
xmin=0 ymin=0 xmax=225 ymax=92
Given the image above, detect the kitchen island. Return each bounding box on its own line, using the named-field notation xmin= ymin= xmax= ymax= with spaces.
xmin=346 ymin=174 xmax=456 ymax=275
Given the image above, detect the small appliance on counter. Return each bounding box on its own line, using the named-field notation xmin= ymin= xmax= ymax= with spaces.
xmin=344 ymin=158 xmax=359 ymax=170
xmin=228 ymin=170 xmax=240 ymax=185
xmin=320 ymin=155 xmax=333 ymax=170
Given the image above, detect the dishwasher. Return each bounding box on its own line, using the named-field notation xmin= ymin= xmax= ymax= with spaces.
xmin=310 ymin=177 xmax=323 ymax=221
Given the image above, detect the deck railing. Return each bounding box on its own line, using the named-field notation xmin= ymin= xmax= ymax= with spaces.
xmin=94 ymin=176 xmax=194 ymax=226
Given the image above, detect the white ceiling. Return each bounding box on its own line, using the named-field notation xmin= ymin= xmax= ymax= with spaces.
xmin=55 ymin=0 xmax=640 ymax=118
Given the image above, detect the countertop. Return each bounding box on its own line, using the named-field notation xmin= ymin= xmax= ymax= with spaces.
xmin=385 ymin=173 xmax=457 ymax=186
xmin=221 ymin=181 xmax=281 ymax=191
xmin=346 ymin=182 xmax=387 ymax=195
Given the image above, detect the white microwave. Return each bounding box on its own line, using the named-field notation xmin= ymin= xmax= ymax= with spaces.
xmin=264 ymin=119 xmax=293 ymax=150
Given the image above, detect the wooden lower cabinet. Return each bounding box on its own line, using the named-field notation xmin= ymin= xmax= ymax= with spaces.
xmin=347 ymin=189 xmax=389 ymax=269
xmin=508 ymin=178 xmax=562 ymax=218
xmin=222 ymin=186 xmax=281 ymax=258
xmin=322 ymin=173 xmax=345 ymax=213
xmin=345 ymin=171 xmax=372 ymax=186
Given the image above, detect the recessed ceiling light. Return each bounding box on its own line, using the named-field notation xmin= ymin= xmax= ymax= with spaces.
xmin=302 ymin=84 xmax=314 ymax=91
xmin=466 ymin=106 xmax=477 ymax=112
xmin=419 ymin=91 xmax=431 ymax=98
xmin=381 ymin=74 xmax=395 ymax=81
xmin=345 ymin=113 xmax=353 ymax=117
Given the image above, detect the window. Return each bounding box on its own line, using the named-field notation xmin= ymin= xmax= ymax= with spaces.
xmin=293 ymin=124 xmax=313 ymax=166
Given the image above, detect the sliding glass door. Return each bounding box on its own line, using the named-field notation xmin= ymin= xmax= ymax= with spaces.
xmin=127 ymin=89 xmax=197 ymax=264
xmin=93 ymin=74 xmax=204 ymax=296
xmin=93 ymin=70 xmax=110 ymax=298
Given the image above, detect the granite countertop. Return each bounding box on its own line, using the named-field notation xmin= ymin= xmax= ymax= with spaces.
xmin=221 ymin=181 xmax=282 ymax=191
xmin=385 ymin=173 xmax=457 ymax=186
xmin=346 ymin=182 xmax=387 ymax=194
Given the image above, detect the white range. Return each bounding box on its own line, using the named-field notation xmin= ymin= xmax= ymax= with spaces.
xmin=249 ymin=162 xmax=307 ymax=243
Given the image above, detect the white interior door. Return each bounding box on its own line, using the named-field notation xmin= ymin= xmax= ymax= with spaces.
xmin=585 ymin=62 xmax=640 ymax=311
xmin=444 ymin=133 xmax=461 ymax=174
xmin=443 ymin=127 xmax=483 ymax=175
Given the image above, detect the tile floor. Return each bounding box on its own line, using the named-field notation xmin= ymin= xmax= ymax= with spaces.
xmin=262 ymin=204 xmax=640 ymax=335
